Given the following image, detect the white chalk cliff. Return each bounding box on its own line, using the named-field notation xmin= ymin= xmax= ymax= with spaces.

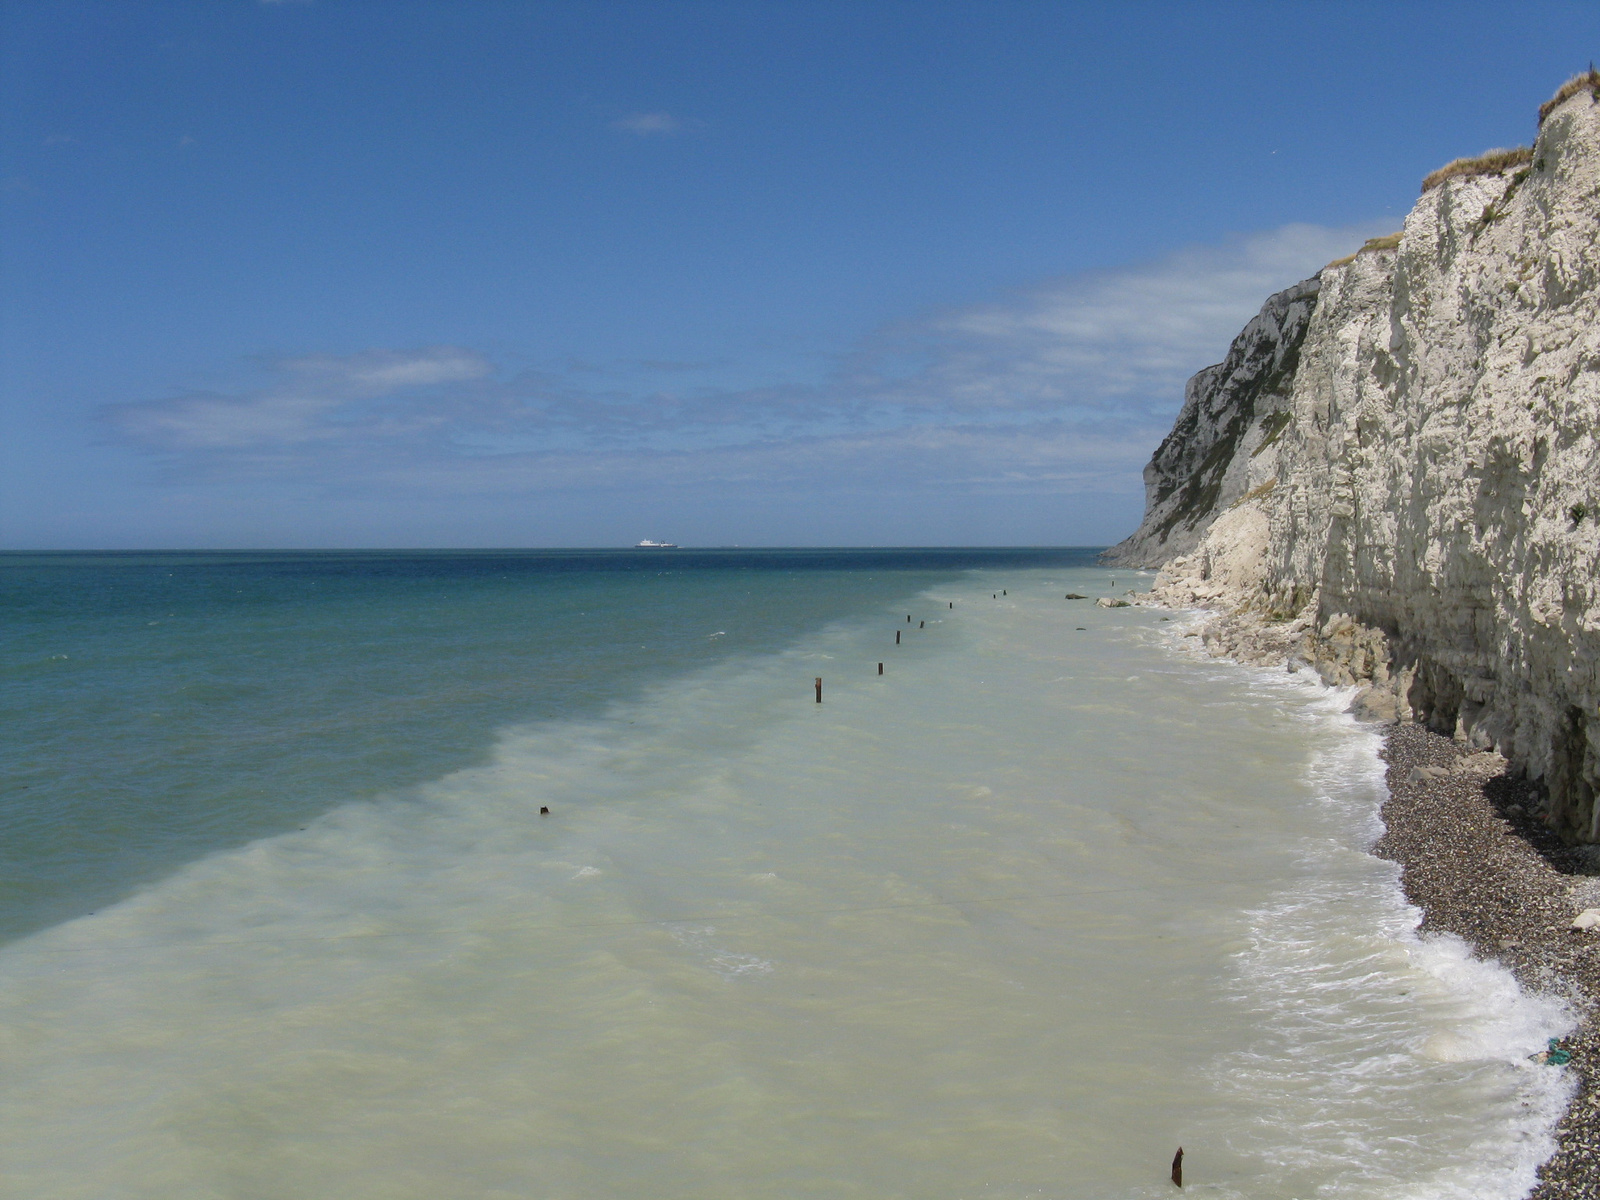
xmin=1108 ymin=76 xmax=1600 ymax=842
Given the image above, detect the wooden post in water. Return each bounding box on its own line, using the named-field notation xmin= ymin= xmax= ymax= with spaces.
xmin=878 ymin=662 xmax=883 ymax=675
xmin=1171 ymin=1147 xmax=1183 ymax=1188
xmin=919 ymin=620 xmax=924 ymax=628
xmin=814 ymin=676 xmax=822 ymax=703
xmin=895 ymin=630 xmax=901 ymax=644
xmin=948 ymin=601 xmax=953 ymax=608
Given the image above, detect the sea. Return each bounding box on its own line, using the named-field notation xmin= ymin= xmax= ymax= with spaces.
xmin=0 ymin=548 xmax=1575 ymax=1199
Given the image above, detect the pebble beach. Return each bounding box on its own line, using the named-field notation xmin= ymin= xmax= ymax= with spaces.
xmin=1378 ymin=723 xmax=1600 ymax=1198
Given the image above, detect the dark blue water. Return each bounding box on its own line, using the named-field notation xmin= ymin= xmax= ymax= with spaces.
xmin=0 ymin=547 xmax=1099 ymax=942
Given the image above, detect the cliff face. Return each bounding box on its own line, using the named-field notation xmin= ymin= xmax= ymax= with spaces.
xmin=1117 ymin=82 xmax=1600 ymax=841
xmin=1103 ymin=277 xmax=1319 ymax=567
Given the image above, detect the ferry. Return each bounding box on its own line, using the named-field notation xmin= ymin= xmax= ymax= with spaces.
xmin=634 ymin=539 xmax=679 ymax=549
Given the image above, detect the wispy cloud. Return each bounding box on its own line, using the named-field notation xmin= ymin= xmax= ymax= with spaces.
xmin=370 ymin=420 xmax=1161 ymax=499
xmin=281 ymin=348 xmax=490 ymax=395
xmin=852 ymin=222 xmax=1384 ymax=419
xmin=104 ymin=348 xmax=491 ymax=451
xmin=103 ymin=224 xmax=1382 ymax=499
xmin=611 ymin=111 xmax=682 ymax=136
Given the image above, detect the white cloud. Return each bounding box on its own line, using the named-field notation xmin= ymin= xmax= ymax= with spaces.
xmin=367 ymin=419 xmax=1156 ymax=497
xmin=104 ymin=348 xmax=492 ymax=451
xmin=611 ymin=112 xmax=682 ymax=136
xmin=859 ymin=222 xmax=1391 ymax=417
xmin=282 ymin=348 xmax=491 ymax=395
xmin=111 ymin=392 xmax=340 ymax=450
xmin=104 ymin=223 xmax=1384 ymax=499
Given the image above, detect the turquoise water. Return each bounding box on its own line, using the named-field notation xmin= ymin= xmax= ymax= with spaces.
xmin=1 ymin=549 xmax=1079 ymax=942
xmin=0 ymin=551 xmax=1575 ymax=1198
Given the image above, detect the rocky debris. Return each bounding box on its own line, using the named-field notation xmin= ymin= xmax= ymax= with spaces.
xmin=1095 ymin=597 xmax=1130 ymax=609
xmin=1349 ymin=685 xmax=1403 ymax=725
xmin=1408 ymin=764 xmax=1454 ymax=782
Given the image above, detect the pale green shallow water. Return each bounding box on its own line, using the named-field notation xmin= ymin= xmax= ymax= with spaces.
xmin=0 ymin=554 xmax=1574 ymax=1198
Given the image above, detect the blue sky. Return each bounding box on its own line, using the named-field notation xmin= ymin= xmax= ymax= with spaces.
xmin=3 ymin=1 xmax=1596 ymax=548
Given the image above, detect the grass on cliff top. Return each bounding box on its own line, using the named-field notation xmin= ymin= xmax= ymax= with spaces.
xmin=1325 ymin=232 xmax=1404 ymax=270
xmin=1420 ymin=146 xmax=1533 ymax=193
xmin=1412 ymin=70 xmax=1596 ymax=199
xmin=1540 ymin=67 xmax=1600 ymax=126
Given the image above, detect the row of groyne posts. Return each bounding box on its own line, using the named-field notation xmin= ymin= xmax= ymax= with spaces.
xmin=812 ymin=595 xmax=960 ymax=700
xmin=811 ymin=586 xmax=1054 ymax=703
xmin=809 ymin=584 xmax=1117 ymax=702
xmin=805 ymin=584 xmax=1189 ymax=1191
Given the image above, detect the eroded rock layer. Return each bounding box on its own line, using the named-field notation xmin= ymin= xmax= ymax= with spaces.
xmin=1111 ymin=82 xmax=1600 ymax=841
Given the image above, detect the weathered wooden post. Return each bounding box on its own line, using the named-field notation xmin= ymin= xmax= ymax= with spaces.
xmin=815 ymin=676 xmax=822 ymax=703
xmin=1171 ymin=1147 xmax=1183 ymax=1188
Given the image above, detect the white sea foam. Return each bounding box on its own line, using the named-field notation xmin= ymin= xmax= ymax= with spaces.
xmin=0 ymin=571 xmax=1575 ymax=1198
xmin=1192 ymin=683 xmax=1574 ymax=1198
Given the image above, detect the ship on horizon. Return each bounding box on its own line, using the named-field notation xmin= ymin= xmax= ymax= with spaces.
xmin=634 ymin=539 xmax=679 ymax=549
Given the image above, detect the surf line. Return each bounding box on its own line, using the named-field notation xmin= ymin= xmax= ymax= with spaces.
xmin=21 ymin=875 xmax=1297 ymax=952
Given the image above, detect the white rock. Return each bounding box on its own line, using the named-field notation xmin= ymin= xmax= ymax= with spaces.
xmin=1406 ymin=765 xmax=1452 ymax=782
xmin=1571 ymin=909 xmax=1600 ymax=930
xmin=1105 ymin=82 xmax=1600 ymax=841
